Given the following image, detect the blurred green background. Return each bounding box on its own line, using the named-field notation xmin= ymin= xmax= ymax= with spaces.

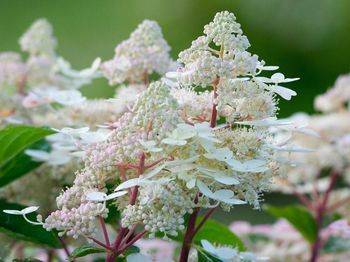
xmin=0 ymin=0 xmax=349 ymax=224
xmin=1 ymin=0 xmax=350 ymax=117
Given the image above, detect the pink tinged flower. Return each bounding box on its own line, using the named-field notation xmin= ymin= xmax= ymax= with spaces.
xmin=326 ymin=219 xmax=350 ymax=238
xmin=229 ymin=221 xmax=253 ymax=235
xmin=22 ymin=92 xmax=47 ymax=108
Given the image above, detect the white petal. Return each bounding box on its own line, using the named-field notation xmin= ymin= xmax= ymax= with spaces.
xmin=54 ymin=127 xmax=90 ymax=136
xmin=161 ymin=138 xmax=187 ymax=146
xmin=201 ymin=240 xmax=217 ymax=255
xmin=165 ymin=156 xmax=199 ymax=167
xmin=105 ymin=191 xmax=128 ymax=200
xmin=115 ymin=178 xmax=142 ymax=191
xmin=222 ymin=198 xmax=246 ymax=205
xmin=3 ymin=209 xmax=23 ymax=215
xmin=271 ymin=73 xmax=285 ymax=82
xmin=214 ymin=174 xmax=240 ymax=185
xmin=86 ymin=192 xmax=107 ymax=202
xmin=235 ymin=117 xmax=292 ymax=127
xmin=273 ymin=145 xmax=314 ymax=153
xmin=197 ymin=167 xmax=239 ymax=185
xmin=21 ymin=206 xmax=40 ymax=214
xmin=165 ymin=71 xmax=180 ymax=79
xmin=186 ymin=179 xmax=196 ymax=189
xmin=261 ymin=65 xmax=279 ymax=71
xmin=25 ymin=150 xmax=50 ymax=161
xmin=283 ymin=77 xmax=300 ymax=83
xmin=216 ymin=247 xmax=238 ymax=259
xmin=143 ymin=164 xmax=165 ymax=179
xmin=197 ymin=180 xmax=214 ymax=199
xmin=213 ymin=189 xmax=234 ymax=200
xmin=273 ymin=85 xmax=297 ymax=100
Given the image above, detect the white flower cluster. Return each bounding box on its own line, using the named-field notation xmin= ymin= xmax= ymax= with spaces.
xmin=0 ymin=52 xmax=26 ymax=89
xmin=216 ymin=79 xmax=277 ymax=123
xmin=44 ymin=81 xmax=181 ymax=237
xmin=169 ymin=11 xmax=257 ymax=87
xmin=170 ymin=86 xmax=213 ymax=122
xmin=85 ymin=81 xmax=179 ymax=171
xmin=0 ymin=12 xmax=300 ymax=257
xmin=122 ymin=181 xmax=196 ymax=238
xmin=0 ymin=19 xmax=105 ymax=213
xmin=315 ymin=74 xmax=350 ymax=112
xmin=19 ymin=18 xmax=57 ymax=56
xmin=101 ymin=20 xmax=174 ymax=85
xmin=274 ymin=74 xmax=350 ymax=194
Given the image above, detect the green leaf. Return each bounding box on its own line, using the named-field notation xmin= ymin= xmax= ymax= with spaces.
xmin=265 ymin=204 xmax=317 ymax=243
xmin=193 ymin=218 xmax=245 ymax=251
xmin=70 ymin=245 xmax=105 ymax=259
xmin=0 ymin=139 xmax=50 ymax=187
xmin=104 ymin=202 xmax=120 ymax=225
xmin=0 ymin=199 xmax=61 ymax=248
xmin=0 ymin=125 xmax=54 ymax=187
xmin=123 ymin=245 xmax=140 ymax=256
xmin=322 ymin=236 xmax=350 ymax=253
xmin=156 ymin=217 xmax=245 ymax=252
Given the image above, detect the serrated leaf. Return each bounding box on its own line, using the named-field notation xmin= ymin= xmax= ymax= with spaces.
xmin=70 ymin=245 xmax=105 ymax=259
xmin=0 ymin=199 xmax=61 ymax=248
xmin=0 ymin=125 xmax=54 ymax=187
xmin=265 ymin=204 xmax=317 ymax=243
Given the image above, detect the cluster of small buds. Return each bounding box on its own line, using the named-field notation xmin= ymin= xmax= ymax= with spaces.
xmin=19 ymin=18 xmax=57 ymax=56
xmin=121 ymin=181 xmax=196 ymax=237
xmin=114 ymin=83 xmax=147 ymax=107
xmin=0 ymin=52 xmax=26 ymax=89
xmin=0 ymin=16 xmax=114 ymax=218
xmin=217 ymin=79 xmax=277 ymax=122
xmin=101 ymin=20 xmax=174 ymax=85
xmin=170 ymin=86 xmax=212 ymax=121
xmin=44 ymin=202 xmax=107 ymax=239
xmin=215 ymin=127 xmax=266 ymax=160
xmin=43 ymin=167 xmax=110 ymax=238
xmin=203 ymin=11 xmax=245 ymax=48
xmin=85 ymin=81 xmax=180 ymax=170
xmin=55 ymin=168 xmax=107 ymax=210
xmin=31 ymin=98 xmax=127 ymax=128
xmin=172 ymin=11 xmax=258 ymax=88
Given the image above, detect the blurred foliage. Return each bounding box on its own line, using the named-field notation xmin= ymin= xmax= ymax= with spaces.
xmin=0 ymin=0 xmax=349 ymax=117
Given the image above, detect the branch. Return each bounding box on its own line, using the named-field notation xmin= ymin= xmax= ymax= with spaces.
xmin=193 ymin=207 xmax=216 ymax=236
xmin=99 ymin=216 xmax=111 ymax=247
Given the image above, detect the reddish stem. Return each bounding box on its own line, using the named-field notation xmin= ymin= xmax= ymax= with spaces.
xmin=58 ymin=237 xmax=71 ymax=259
xmin=310 ymin=171 xmax=338 ymax=262
xmin=179 ymin=207 xmax=200 ymax=262
xmin=107 ymin=153 xmax=146 ymax=261
xmin=117 ymin=230 xmax=147 ymax=255
xmin=210 ymin=78 xmax=219 ymax=128
xmin=294 ymin=191 xmax=314 ymax=210
xmin=193 ymin=207 xmax=216 ymax=236
xmin=99 ymin=216 xmax=110 ymax=247
xmin=88 ymin=237 xmax=113 ymax=251
xmin=326 ymin=195 xmax=350 ymax=213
